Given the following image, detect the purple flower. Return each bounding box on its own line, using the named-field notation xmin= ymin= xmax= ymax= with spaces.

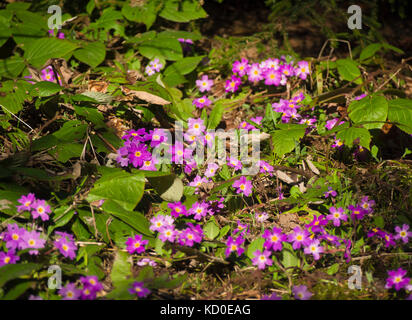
xmin=385 ymin=268 xmax=410 ymax=291
xmin=31 ymin=199 xmax=51 ymax=221
xmin=287 ymin=226 xmax=311 ymax=250
xmin=292 ymin=285 xmax=313 ymax=300
xmin=304 ymin=239 xmax=324 ymax=260
xmin=381 ymin=232 xmax=396 ymax=248
xmin=21 ymin=230 xmax=46 ymax=255
xmin=168 ymin=202 xmax=188 ymax=218
xmin=247 ymin=63 xmax=264 ymax=83
xmin=125 ymin=234 xmax=149 ymax=254
xmin=232 ymin=176 xmax=253 ymax=197
xmin=225 ymin=75 xmax=242 ymax=93
xmin=232 ymin=58 xmax=250 ymax=77
xmin=251 ymin=249 xmax=273 ymax=270
xmin=149 ymin=58 xmax=163 ymax=72
xmin=325 ymin=119 xmax=345 ymax=130
xmin=80 ymin=286 xmax=97 ymax=300
xmin=367 ymin=227 xmax=383 ymax=238
xmin=280 ymin=64 xmax=294 ymax=77
xmin=54 ymin=236 xmax=77 ymax=260
xmin=255 ymin=211 xmax=269 ymax=223
xmin=203 ymin=131 xmax=215 ymax=148
xmin=149 ymin=214 xmax=174 ymax=232
xmin=348 ymin=205 xmax=367 ymax=221
xmin=326 ymin=207 xmax=348 ymax=227
xmin=189 ymin=175 xmax=209 ymax=190
xmin=394 ymin=224 xmax=412 ymax=244
xmin=264 ymin=69 xmax=281 ymax=86
xmin=146 ymin=128 xmax=168 ymax=147
xmin=359 ymin=196 xmax=375 ymax=214
xmin=122 ymin=129 xmax=147 ymax=141
xmin=225 ymin=236 xmax=245 ymax=258
xmin=193 ymin=96 xmax=211 ymax=109
xmin=259 ymin=160 xmax=274 ymax=176
xmin=128 ymin=143 xmax=151 ymax=168
xmin=354 ymin=93 xmax=367 ymax=100
xmin=0 ymin=250 xmax=20 ymax=267
xmin=319 ymin=233 xmax=341 ymax=246
xmin=262 ymin=227 xmax=287 ymax=251
xmin=295 ymin=61 xmax=310 ymax=80
xmin=227 ymin=157 xmax=242 ymax=171
xmin=196 ymin=75 xmax=213 ymax=92
xmin=189 ymin=201 xmax=209 ymax=221
xmin=177 ymin=224 xmax=203 ymax=247
xmin=59 ymin=283 xmax=81 ymax=300
xmin=305 ymin=215 xmax=328 ymax=233
xmin=188 ymin=118 xmax=206 ymax=135
xmin=137 ymin=258 xmax=157 ymax=267
xmin=17 ymin=193 xmax=36 ymax=212
xmin=204 ymin=163 xmax=219 ymax=178
xmin=158 ymin=225 xmax=176 ymax=243
xmin=80 ymin=276 xmax=103 ymax=294
xmin=324 ymin=186 xmax=337 ymax=198
xmin=261 ymin=293 xmax=282 ymax=300
xmin=129 ymin=281 xmax=151 ymax=298
xmin=3 ymin=223 xmax=26 ymax=251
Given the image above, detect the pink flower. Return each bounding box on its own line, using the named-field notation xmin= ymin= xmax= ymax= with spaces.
xmin=247 ymin=63 xmax=264 ymax=83
xmin=304 ymin=239 xmax=324 ymax=260
xmin=129 ymin=281 xmax=151 ymax=298
xmin=204 ymin=163 xmax=219 ymax=178
xmin=264 ymin=69 xmax=281 ymax=86
xmin=292 ymin=285 xmax=313 ymax=300
xmin=31 ymin=199 xmax=51 ymax=221
xmin=295 ymin=61 xmax=310 ymax=80
xmin=252 ymin=249 xmax=272 ymax=270
xmin=225 ymin=75 xmax=242 ymax=93
xmin=193 ymin=96 xmax=211 ymax=109
xmin=232 ymin=58 xmax=250 ymax=77
xmin=196 ymin=75 xmax=213 ymax=92
xmin=326 ymin=207 xmax=348 ymax=227
xmin=17 ymin=193 xmax=36 ymax=213
xmin=232 ymin=176 xmax=253 ymax=197
xmin=385 ymin=268 xmax=410 ymax=291
xmin=394 ymin=224 xmax=412 ymax=244
xmin=125 ymin=234 xmax=149 ymax=254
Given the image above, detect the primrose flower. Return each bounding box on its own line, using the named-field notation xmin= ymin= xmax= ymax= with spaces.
xmin=203 ymin=131 xmax=215 ymax=148
xmin=280 ymin=64 xmax=294 ymax=77
xmin=227 ymin=157 xmax=242 ymax=171
xmin=292 ymin=285 xmax=313 ymax=300
xmin=381 ymin=232 xmax=396 ymax=248
xmin=59 ymin=283 xmax=81 ymax=300
xmin=146 ymin=129 xmax=168 ymax=147
xmin=239 ymin=120 xmax=254 ymax=131
xmin=305 ymin=215 xmax=328 ymax=233
xmin=137 ymin=258 xmax=157 ymax=267
xmin=287 ymin=226 xmax=311 ymax=250
xmin=140 ymin=157 xmax=158 ymax=171
xmin=348 ymin=205 xmax=367 ymax=221
xmin=189 ymin=175 xmax=209 ymax=190
xmin=319 ymin=233 xmax=341 ymax=247
xmin=193 ymin=96 xmax=211 ymax=109
xmin=354 ymin=93 xmax=367 ymax=100
xmin=331 ymin=137 xmax=344 ymax=149
xmin=20 ymin=230 xmax=46 ymax=255
xmin=204 ymin=163 xmax=219 ymax=178
xmin=255 ymin=211 xmax=269 ymax=223
xmin=225 ymin=75 xmax=242 ymax=93
xmin=326 ymin=207 xmax=348 ymax=227
xmin=178 ymin=223 xmax=203 ymax=247
xmin=232 ymin=176 xmax=253 ymax=197
xmin=233 ymin=221 xmax=249 ymax=236
xmin=224 ymin=236 xmax=245 ymax=258
xmin=232 ymin=58 xmax=250 ymax=77
xmin=80 ymin=276 xmax=104 ymax=293
xmin=122 ymin=128 xmax=147 ymax=141
xmin=261 ymin=293 xmax=282 ymax=300
xmin=168 ymin=202 xmax=188 ymax=218
xmin=303 ymin=239 xmax=324 ymax=260
xmin=80 ymin=286 xmax=97 ymax=300
xmin=3 ymin=223 xmax=26 ymax=251
xmin=262 ymin=227 xmax=287 ymax=252
xmin=188 ymin=118 xmax=206 ymax=135
xmin=159 ymin=225 xmax=176 ymax=243
xmin=128 ymin=143 xmax=151 ymax=168
xmin=17 ymin=193 xmax=36 ymax=213
xmin=386 ymin=268 xmax=410 ymax=291
xmin=359 ymin=196 xmax=375 ymax=214
xmin=324 ymin=187 xmax=337 ymax=198
xmin=252 ymin=249 xmax=273 ymax=270
xmin=0 ymin=250 xmax=20 ymax=267
xmin=394 ymin=224 xmax=412 ymax=244
xmin=129 ymin=281 xmax=151 ymax=298
xmin=258 ymin=160 xmax=274 ymax=176
xmin=125 ymin=234 xmax=148 ymax=254
xmin=295 ymin=61 xmax=310 ymax=80
xmin=367 ymin=227 xmax=383 ymax=238
xmin=196 ymin=75 xmax=213 ymax=92
xmin=326 ymin=119 xmax=345 ymax=130
xmin=264 ymin=69 xmax=281 ymax=86
xmin=149 ymin=58 xmax=163 ymax=72
xmin=247 ymin=63 xmax=264 ymax=83
xmin=31 ymin=199 xmax=51 ymax=221
xmin=150 ymin=215 xmax=174 ymax=232
xmin=189 ymin=201 xmax=209 ymax=221
xmin=54 ymin=236 xmax=77 ymax=260
xmin=145 ymin=65 xmax=155 ymax=76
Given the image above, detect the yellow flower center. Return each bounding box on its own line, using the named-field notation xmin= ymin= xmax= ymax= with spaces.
xmin=135 ymin=151 xmax=141 ymax=157
xmin=134 ymin=242 xmax=141 ymax=248
xmin=4 ymin=257 xmax=10 ymax=264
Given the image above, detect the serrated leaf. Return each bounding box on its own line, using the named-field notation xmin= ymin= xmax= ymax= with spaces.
xmin=271 ymin=124 xmax=306 ymax=156
xmin=207 ymin=101 xmax=224 ymax=129
xmin=159 ymin=0 xmax=207 ymax=22
xmin=73 ymin=41 xmax=106 ymax=68
xmin=336 ymin=127 xmax=371 ymax=149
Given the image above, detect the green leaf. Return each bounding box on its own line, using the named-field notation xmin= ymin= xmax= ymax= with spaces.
xmin=203 ymin=218 xmax=219 ymax=240
xmin=49 ymin=142 xmax=83 ymax=163
xmin=87 ymin=170 xmax=145 ymax=211
xmin=359 ymin=43 xmax=382 ymax=61
xmin=0 ymin=263 xmax=42 ymax=287
xmin=2 ymin=281 xmax=33 ymax=300
xmin=147 ymin=173 xmax=183 ymax=202
xmin=139 ymin=37 xmax=183 ymax=61
xmin=281 ymin=242 xmax=300 ymax=269
xmin=207 ymin=101 xmax=224 ymax=129
xmin=271 ymin=124 xmax=306 ymax=156
xmin=110 ymin=250 xmax=132 ymax=287
xmin=73 ymin=106 xmax=106 ymax=128
xmin=73 ymin=41 xmax=106 ymax=68
xmin=336 ymin=127 xmax=371 ymax=149
xmin=121 ymin=2 xmax=158 ymax=30
xmin=24 ymin=38 xmax=79 ymax=68
xmin=348 ymin=95 xmax=388 ymax=130
xmin=80 ymin=91 xmax=113 ymax=104
xmin=159 ymin=0 xmax=207 ymax=22
xmin=246 ymin=237 xmax=265 ymax=259
xmin=0 ymin=56 xmax=25 ymax=78
xmin=30 ymin=81 xmax=62 ymax=97
xmin=387 ymin=98 xmax=412 ymax=134
xmin=336 ymin=59 xmax=362 ymax=84
xmin=326 ymin=263 xmax=340 ymax=276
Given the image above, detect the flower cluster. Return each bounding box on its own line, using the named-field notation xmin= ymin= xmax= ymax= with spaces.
xmin=17 ymin=193 xmax=51 ymax=221
xmin=145 ymin=58 xmax=163 ymax=76
xmin=59 ymin=276 xmax=103 ymax=300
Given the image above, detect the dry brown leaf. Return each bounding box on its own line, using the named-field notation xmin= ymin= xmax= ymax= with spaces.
xmin=121 ymin=86 xmax=171 ymax=105
xmin=88 ymin=80 xmax=109 ymax=93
